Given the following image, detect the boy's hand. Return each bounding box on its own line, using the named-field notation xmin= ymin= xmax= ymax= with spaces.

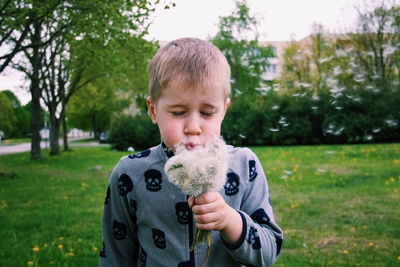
xmin=188 ymin=192 xmax=243 ymax=244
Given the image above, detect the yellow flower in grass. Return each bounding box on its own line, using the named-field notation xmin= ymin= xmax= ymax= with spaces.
xmin=342 ymin=249 xmax=349 ymax=255
xmin=27 ymin=261 xmax=34 ymax=266
xmin=397 ymin=256 xmax=400 ymax=262
xmin=67 ymin=252 xmax=74 ymax=257
xmin=368 ymin=242 xmax=374 ymax=247
xmin=92 ymin=246 xmax=98 ymax=252
xmin=57 ymin=244 xmax=63 ymax=249
xmin=58 ymin=237 xmax=64 ymax=241
xmin=32 ymin=246 xmax=39 ymax=252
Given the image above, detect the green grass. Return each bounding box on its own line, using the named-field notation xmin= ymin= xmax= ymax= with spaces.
xmin=0 ymin=144 xmax=399 ymax=266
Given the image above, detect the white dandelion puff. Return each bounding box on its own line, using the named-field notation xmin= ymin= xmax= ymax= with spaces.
xmin=165 ymin=137 xmax=228 ymax=197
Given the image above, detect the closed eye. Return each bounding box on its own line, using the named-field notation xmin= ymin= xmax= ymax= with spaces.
xmin=200 ymin=111 xmax=214 ymax=117
xmin=171 ymin=111 xmax=186 ymax=116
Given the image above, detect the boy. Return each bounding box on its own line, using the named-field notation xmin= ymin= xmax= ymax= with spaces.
xmin=100 ymin=37 xmax=283 ymax=266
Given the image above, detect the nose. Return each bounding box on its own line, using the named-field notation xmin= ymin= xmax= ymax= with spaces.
xmin=184 ymin=114 xmax=202 ymax=135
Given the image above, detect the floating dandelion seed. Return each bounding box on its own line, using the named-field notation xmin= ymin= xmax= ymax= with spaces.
xmin=281 ymin=170 xmax=292 ymax=179
xmin=365 ymin=135 xmax=373 ymax=141
xmin=278 ymin=116 xmax=288 ymax=125
xmin=333 ymin=66 xmax=343 ymax=76
xmin=353 ymin=75 xmax=365 ymax=83
xmin=384 ymin=118 xmax=398 ymax=127
xmin=271 ymin=105 xmax=279 ymax=110
xmin=283 ymin=170 xmax=292 ymax=175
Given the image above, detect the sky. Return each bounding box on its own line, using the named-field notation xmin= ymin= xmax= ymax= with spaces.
xmin=0 ymin=0 xmax=374 ymax=104
xmin=146 ymin=0 xmax=369 ymax=41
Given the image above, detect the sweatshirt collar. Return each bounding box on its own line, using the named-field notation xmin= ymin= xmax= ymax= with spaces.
xmin=161 ymin=142 xmax=175 ymax=158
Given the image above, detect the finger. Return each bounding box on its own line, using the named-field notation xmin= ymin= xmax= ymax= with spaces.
xmin=194 ymin=192 xmax=219 ymax=205
xmin=192 ymin=201 xmax=217 ymax=215
xmin=193 ymin=212 xmax=218 ymax=224
xmin=187 ymin=196 xmax=195 ymax=208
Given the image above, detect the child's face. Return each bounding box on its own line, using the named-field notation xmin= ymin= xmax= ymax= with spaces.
xmin=147 ymin=81 xmax=230 ymax=151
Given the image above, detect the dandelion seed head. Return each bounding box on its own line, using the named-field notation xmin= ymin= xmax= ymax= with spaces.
xmin=165 ymin=137 xmax=228 ymax=196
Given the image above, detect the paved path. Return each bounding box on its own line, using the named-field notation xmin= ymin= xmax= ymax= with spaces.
xmin=0 ymin=138 xmax=106 ymax=156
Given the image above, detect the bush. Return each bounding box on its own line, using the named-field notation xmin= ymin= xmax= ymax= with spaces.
xmin=109 ymin=115 xmax=160 ymax=151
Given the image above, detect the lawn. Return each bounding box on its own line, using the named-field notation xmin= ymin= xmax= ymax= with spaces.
xmin=0 ymin=143 xmax=399 ymax=266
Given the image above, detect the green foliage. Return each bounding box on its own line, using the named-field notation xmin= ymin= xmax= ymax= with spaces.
xmin=109 ymin=115 xmax=160 ymax=151
xmin=261 ymin=1 xmax=400 ymax=147
xmin=0 ymin=90 xmax=31 ymax=138
xmin=0 ymin=144 xmax=399 ymax=266
xmin=210 ymin=0 xmax=273 ymax=97
xmin=0 ymin=92 xmax=16 ymax=137
xmin=1 ymin=0 xmax=167 ymax=157
xmin=68 ymin=83 xmax=123 ymax=137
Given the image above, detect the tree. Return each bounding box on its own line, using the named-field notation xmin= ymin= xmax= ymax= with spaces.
xmin=330 ymin=0 xmax=400 ymax=142
xmin=210 ymin=0 xmax=273 ymax=97
xmin=0 ymin=92 xmax=16 ymax=137
xmin=2 ymin=0 xmax=167 ymax=158
xmin=0 ymin=90 xmax=30 ymax=138
xmin=68 ymin=83 xmax=123 ymax=139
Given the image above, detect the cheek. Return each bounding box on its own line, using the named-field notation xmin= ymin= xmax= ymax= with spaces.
xmin=159 ymin=122 xmax=182 ymax=146
xmin=203 ymin=119 xmax=223 ymax=136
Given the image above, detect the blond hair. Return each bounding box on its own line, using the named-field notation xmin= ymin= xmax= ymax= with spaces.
xmin=148 ymin=38 xmax=231 ymax=102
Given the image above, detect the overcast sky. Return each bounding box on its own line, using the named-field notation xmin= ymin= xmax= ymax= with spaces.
xmin=146 ymin=0 xmax=369 ymax=41
xmin=0 ymin=0 xmax=380 ymax=104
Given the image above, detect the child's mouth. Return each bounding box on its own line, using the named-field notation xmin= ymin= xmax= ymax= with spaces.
xmin=184 ymin=143 xmax=200 ymax=150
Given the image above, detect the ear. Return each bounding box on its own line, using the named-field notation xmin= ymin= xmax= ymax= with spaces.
xmin=223 ymin=97 xmax=231 ymax=115
xmin=146 ymin=96 xmax=158 ymax=124
xmin=225 ymin=97 xmax=231 ymax=109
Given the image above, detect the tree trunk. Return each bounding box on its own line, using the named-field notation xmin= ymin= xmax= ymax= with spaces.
xmin=49 ymin=115 xmax=60 ymax=156
xmin=30 ymin=88 xmax=42 ymax=159
xmin=30 ymin=21 xmax=42 ymax=160
xmin=62 ymin=112 xmax=69 ymax=151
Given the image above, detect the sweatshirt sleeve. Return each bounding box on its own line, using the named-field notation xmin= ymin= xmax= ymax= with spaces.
xmin=99 ymin=158 xmax=139 ymax=267
xmin=221 ymin=148 xmax=283 ymax=266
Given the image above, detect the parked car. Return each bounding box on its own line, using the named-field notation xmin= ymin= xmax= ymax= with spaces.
xmin=99 ymin=131 xmax=110 ymax=143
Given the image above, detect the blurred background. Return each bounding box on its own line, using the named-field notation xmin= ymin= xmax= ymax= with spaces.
xmin=0 ymin=0 xmax=399 ymax=266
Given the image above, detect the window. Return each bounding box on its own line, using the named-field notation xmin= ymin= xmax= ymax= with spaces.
xmin=267 ymin=64 xmax=277 ymax=74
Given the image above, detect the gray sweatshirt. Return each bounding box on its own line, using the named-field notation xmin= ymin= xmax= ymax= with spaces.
xmin=100 ymin=143 xmax=283 ymax=267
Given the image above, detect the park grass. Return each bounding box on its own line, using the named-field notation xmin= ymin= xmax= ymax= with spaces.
xmin=0 ymin=143 xmax=399 ymax=266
